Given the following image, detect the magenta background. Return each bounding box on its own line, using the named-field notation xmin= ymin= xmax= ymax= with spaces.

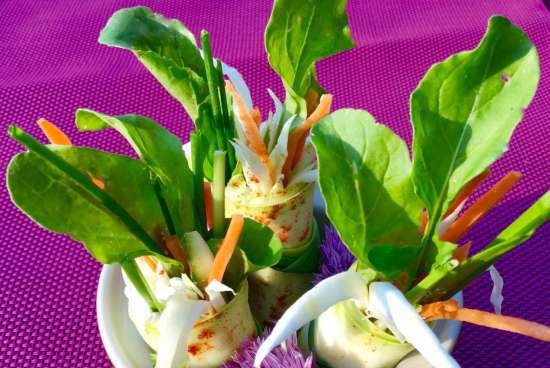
xmin=1 ymin=0 xmax=549 ymax=366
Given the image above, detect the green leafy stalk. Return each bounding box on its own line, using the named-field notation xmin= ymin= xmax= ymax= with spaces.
xmin=7 ymin=126 xmax=164 ymax=255
xmin=407 ymin=191 xmax=550 ymax=304
xmin=190 ymin=132 xmax=208 ymax=237
xmin=212 ymin=150 xmax=227 ymax=238
xmin=152 ymin=177 xmax=176 ymax=236
xmin=201 ymin=31 xmax=225 ymax=151
xmin=410 ymin=16 xmax=540 ymax=272
xmin=121 ymin=259 xmax=163 ymax=312
xmin=216 ymin=59 xmax=236 ymax=171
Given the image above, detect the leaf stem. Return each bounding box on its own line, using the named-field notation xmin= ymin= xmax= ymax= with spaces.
xmin=8 ymin=125 xmax=165 ymax=255
xmin=121 ymin=259 xmax=163 ymax=312
xmin=216 ymin=60 xmax=236 ymax=172
xmin=201 ymin=31 xmax=225 ymax=152
xmin=152 ymin=177 xmax=176 ymax=236
xmin=191 ymin=132 xmax=208 ymax=237
xmin=212 ymin=150 xmax=226 ymax=238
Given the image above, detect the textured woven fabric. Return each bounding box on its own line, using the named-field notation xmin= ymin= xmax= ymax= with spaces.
xmin=1 ymin=0 xmax=548 ymax=367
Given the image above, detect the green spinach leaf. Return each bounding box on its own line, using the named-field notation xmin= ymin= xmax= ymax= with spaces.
xmin=265 ymin=0 xmax=354 ymax=112
xmin=99 ymin=6 xmax=208 ymax=120
xmin=7 ymin=128 xmax=169 ymax=264
xmin=411 ymin=16 xmax=539 ymax=259
xmin=75 ymin=109 xmax=196 ymax=236
xmin=311 ymin=109 xmax=423 ymax=278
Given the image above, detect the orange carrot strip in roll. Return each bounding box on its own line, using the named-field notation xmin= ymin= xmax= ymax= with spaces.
xmin=225 ymin=81 xmax=275 ymax=183
xmin=421 ymin=300 xmax=550 ymax=342
xmin=208 ymin=215 xmax=244 ymax=283
xmin=441 ymin=171 xmax=522 ymax=243
xmin=444 ymin=169 xmax=491 ymax=217
xmin=282 ymin=94 xmax=332 ymax=184
xmin=37 ymin=118 xmax=72 ymax=145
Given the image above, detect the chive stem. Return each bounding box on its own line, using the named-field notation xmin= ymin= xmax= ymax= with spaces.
xmin=201 ymin=30 xmax=225 ymax=152
xmin=152 ymin=177 xmax=176 ymax=236
xmin=212 ymin=150 xmax=226 ymax=238
xmin=121 ymin=259 xmax=163 ymax=312
xmin=191 ymin=132 xmax=208 ymax=237
xmin=216 ymin=59 xmax=236 ymax=172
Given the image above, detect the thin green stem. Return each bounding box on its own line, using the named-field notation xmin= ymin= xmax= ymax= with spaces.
xmin=122 ymin=259 xmax=163 ymax=312
xmin=216 ymin=60 xmax=236 ymax=173
xmin=152 ymin=177 xmax=176 ymax=236
xmin=191 ymin=132 xmax=207 ymax=237
xmin=201 ymin=30 xmax=225 ymax=152
xmin=212 ymin=150 xmax=226 ymax=238
xmin=8 ymin=125 xmax=164 ymax=255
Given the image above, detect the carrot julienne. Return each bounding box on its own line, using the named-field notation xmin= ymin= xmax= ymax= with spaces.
xmin=91 ymin=176 xmax=105 ymax=189
xmin=164 ymin=235 xmax=188 ymax=267
xmin=441 ymin=171 xmax=522 ymax=243
xmin=444 ymin=169 xmax=491 ymax=217
xmin=208 ymin=215 xmax=244 ymax=283
xmin=37 ymin=118 xmax=72 ymax=145
xmin=452 ymin=241 xmax=472 ymax=263
xmin=225 ymin=81 xmax=275 ymax=184
xmin=141 ymin=255 xmax=157 ymax=272
xmin=421 ymin=300 xmax=550 ymax=342
xmin=282 ymin=94 xmax=333 ymax=184
xmin=252 ymin=106 xmax=262 ymax=126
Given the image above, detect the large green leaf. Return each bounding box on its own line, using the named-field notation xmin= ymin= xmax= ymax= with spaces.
xmin=75 ymin=109 xmax=196 ymax=236
xmin=265 ymin=0 xmax=354 ymax=110
xmin=99 ymin=6 xmax=208 ymax=120
xmin=411 ymin=16 xmax=539 ymax=245
xmin=7 ymin=144 xmax=168 ymax=264
xmin=311 ymin=109 xmax=423 ymax=278
xmin=407 ymin=191 xmax=550 ymax=304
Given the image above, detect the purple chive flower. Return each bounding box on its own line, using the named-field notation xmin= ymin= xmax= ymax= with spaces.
xmin=313 ymin=225 xmax=355 ymax=284
xmin=223 ymin=330 xmax=315 ymax=368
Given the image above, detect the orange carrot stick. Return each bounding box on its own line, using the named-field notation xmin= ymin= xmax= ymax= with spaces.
xmin=225 ymin=81 xmax=275 ymax=183
xmin=441 ymin=171 xmax=522 ymax=243
xmin=421 ymin=300 xmax=550 ymax=342
xmin=252 ymin=106 xmax=262 ymax=126
xmin=208 ymin=215 xmax=244 ymax=283
xmin=282 ymin=94 xmax=332 ymax=184
xmin=37 ymin=118 xmax=72 ymax=145
xmin=444 ymin=169 xmax=491 ymax=217
xmin=204 ymin=182 xmax=213 ymax=230
xmin=164 ymin=235 xmax=188 ymax=265
xmin=140 ymin=255 xmax=157 ymax=272
xmin=305 ymin=88 xmax=320 ymax=116
xmin=91 ymin=176 xmax=105 ymax=190
xmin=452 ymin=241 xmax=472 ymax=263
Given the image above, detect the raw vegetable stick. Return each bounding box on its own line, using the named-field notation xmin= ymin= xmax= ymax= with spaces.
xmin=37 ymin=118 xmax=72 ymax=145
xmin=208 ymin=215 xmax=244 ymax=283
xmin=421 ymin=300 xmax=550 ymax=342
xmin=442 ymin=171 xmax=522 ymax=243
xmin=225 ymin=80 xmax=275 ymax=183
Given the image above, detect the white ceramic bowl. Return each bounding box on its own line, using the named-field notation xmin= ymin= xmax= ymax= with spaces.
xmin=97 ymin=185 xmax=462 ymax=367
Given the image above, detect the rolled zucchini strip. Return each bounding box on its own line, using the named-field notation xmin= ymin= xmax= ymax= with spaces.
xmin=124 ymin=270 xmax=255 ymax=368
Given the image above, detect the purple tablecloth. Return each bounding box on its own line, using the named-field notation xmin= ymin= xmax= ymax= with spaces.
xmin=1 ymin=1 xmax=548 ymax=366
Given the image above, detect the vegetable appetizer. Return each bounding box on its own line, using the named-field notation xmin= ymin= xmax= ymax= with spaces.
xmin=6 ymin=1 xmax=549 ymax=368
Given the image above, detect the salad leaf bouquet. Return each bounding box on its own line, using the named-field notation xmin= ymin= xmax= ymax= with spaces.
xmin=255 ymin=15 xmax=550 ymax=368
xmin=5 ymin=1 xmax=550 ymax=368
